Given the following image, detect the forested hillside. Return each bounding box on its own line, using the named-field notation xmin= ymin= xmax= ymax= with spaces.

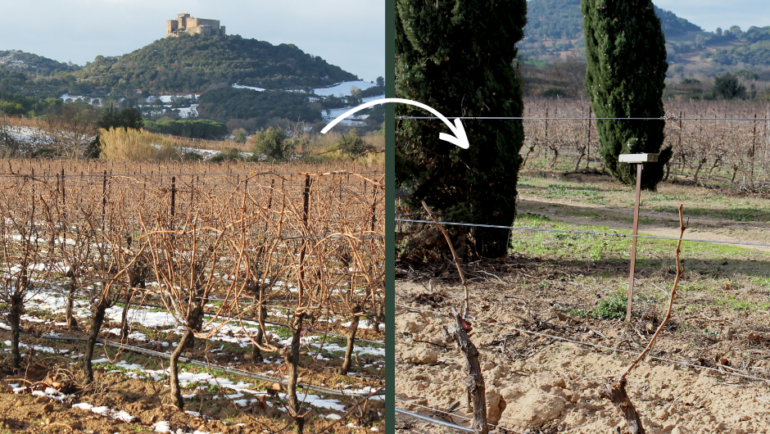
xmin=705 ymin=27 xmax=770 ymax=65
xmin=0 ymin=50 xmax=80 ymax=76
xmin=0 ymin=66 xmax=73 ymax=99
xmin=77 ymin=34 xmax=358 ymax=95
xmin=196 ymin=88 xmax=323 ymax=128
xmin=524 ymin=0 xmax=701 ymax=41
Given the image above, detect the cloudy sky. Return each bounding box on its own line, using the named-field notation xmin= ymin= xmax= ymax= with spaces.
xmin=0 ymin=0 xmax=385 ymax=82
xmin=653 ymin=0 xmax=770 ymax=32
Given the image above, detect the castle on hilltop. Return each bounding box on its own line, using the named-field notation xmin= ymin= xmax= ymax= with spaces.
xmin=166 ymin=14 xmax=226 ymax=37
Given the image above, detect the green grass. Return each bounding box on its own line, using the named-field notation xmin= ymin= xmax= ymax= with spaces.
xmin=679 ymin=282 xmax=709 ymax=292
xmin=711 ymin=295 xmax=770 ymax=312
xmin=544 ymin=184 xmax=607 ymax=205
xmin=267 ymin=326 xmax=292 ymax=339
xmin=645 ymin=194 xmax=691 ymax=202
xmin=510 ymin=212 xmax=768 ymax=267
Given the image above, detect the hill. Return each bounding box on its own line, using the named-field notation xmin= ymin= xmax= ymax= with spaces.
xmin=77 ymin=34 xmax=358 ymax=95
xmin=702 ymin=27 xmax=770 ymax=66
xmin=521 ymin=0 xmax=704 ymax=60
xmin=0 ymin=65 xmax=75 ymax=100
xmin=0 ymin=50 xmax=80 ymax=76
xmin=522 ymin=0 xmax=702 ymax=54
xmin=0 ymin=33 xmax=383 ymax=134
xmin=519 ymin=0 xmax=770 ymax=79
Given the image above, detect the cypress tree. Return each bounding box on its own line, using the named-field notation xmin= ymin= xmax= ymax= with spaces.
xmin=582 ymin=0 xmax=672 ymax=190
xmin=395 ymin=0 xmax=527 ymax=258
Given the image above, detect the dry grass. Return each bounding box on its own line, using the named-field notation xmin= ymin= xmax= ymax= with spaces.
xmin=99 ymin=128 xmax=180 ymax=161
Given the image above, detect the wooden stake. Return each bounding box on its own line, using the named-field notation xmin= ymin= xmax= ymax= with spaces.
xmin=603 ymin=205 xmax=687 ymax=434
xmin=626 ymin=163 xmax=643 ymax=322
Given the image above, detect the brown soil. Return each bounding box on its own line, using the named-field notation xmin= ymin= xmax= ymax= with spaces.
xmin=0 ymin=326 xmax=383 ymax=433
xmin=395 ymin=274 xmax=770 ymax=434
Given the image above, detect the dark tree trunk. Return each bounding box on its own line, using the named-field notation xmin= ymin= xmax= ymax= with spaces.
xmin=693 ymin=159 xmax=705 ymax=183
xmin=65 ymin=279 xmax=78 ymax=330
xmin=340 ymin=307 xmax=360 ymax=374
xmin=285 ymin=314 xmax=305 ymax=434
xmin=9 ymin=292 xmax=23 ymax=370
xmin=186 ymin=303 xmax=204 ymax=350
xmin=252 ymin=301 xmax=267 ymax=363
xmin=83 ymin=297 xmax=109 ymax=383
xmin=119 ymin=290 xmax=133 ymax=341
xmin=373 ymin=302 xmax=384 ymax=334
xmin=574 ymin=148 xmax=585 ymax=172
xmin=169 ymin=328 xmax=193 ymax=410
xmin=600 ymin=377 xmax=645 ymax=434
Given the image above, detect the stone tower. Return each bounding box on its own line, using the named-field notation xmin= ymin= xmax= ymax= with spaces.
xmin=166 ymin=13 xmax=226 ymax=37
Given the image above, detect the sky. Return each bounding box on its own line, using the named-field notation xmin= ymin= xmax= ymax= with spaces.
xmin=0 ymin=0 xmax=385 ymax=83
xmin=652 ymin=0 xmax=769 ymax=33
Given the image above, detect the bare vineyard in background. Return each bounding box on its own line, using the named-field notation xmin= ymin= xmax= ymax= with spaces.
xmin=522 ymin=97 xmax=770 ymax=188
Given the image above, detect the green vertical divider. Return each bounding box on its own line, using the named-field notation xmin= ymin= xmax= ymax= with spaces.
xmin=385 ymin=0 xmax=395 ymax=431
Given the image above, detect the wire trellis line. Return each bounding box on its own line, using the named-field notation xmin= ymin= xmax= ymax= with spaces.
xmin=36 ymin=334 xmax=384 ymax=398
xmin=396 ymin=116 xmax=770 ymax=121
xmin=0 ymin=170 xmax=383 ymax=179
xmin=395 ymin=408 xmax=476 ymax=433
xmin=395 ymin=302 xmax=770 ymax=385
xmin=396 ymin=397 xmax=583 ymax=433
xmin=395 ymin=218 xmax=770 ymax=248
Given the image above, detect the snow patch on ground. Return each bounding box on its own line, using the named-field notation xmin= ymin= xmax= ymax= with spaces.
xmin=232 ymin=84 xmax=265 ymax=92
xmin=312 ymin=81 xmax=377 ymax=97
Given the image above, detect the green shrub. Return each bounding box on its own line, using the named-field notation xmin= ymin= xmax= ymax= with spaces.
xmin=543 ymin=88 xmax=566 ymax=98
xmin=181 ymin=151 xmax=203 ymax=161
xmin=233 ymin=128 xmax=247 ymax=144
xmin=143 ymin=119 xmax=229 ymax=139
xmin=714 ymin=73 xmax=747 ymax=99
xmin=97 ymin=106 xmax=144 ymax=131
xmin=591 ymin=294 xmax=628 ymax=320
xmin=252 ymin=127 xmax=294 ymax=161
xmin=337 ymin=129 xmax=372 ymax=156
xmin=210 ymin=147 xmax=244 ymax=162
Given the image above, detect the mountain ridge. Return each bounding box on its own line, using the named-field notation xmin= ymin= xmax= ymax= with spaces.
xmin=519 ymin=0 xmax=770 ymax=72
xmin=0 ymin=50 xmax=79 ymax=76
xmin=523 ymin=0 xmax=702 ymax=42
xmin=76 ymin=34 xmax=358 ymax=95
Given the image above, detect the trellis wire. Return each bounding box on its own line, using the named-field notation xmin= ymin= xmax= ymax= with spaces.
xmin=396 ymin=399 xmax=584 ymax=433
xmin=396 ymin=116 xmax=770 ymax=121
xmin=395 ymin=408 xmax=476 ymax=433
xmin=33 ymin=334 xmax=384 ymax=398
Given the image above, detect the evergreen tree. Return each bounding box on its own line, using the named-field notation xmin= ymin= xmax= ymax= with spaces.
xmin=253 ymin=127 xmax=293 ymax=161
xmin=396 ymin=0 xmax=527 ymax=258
xmin=713 ymin=72 xmax=747 ymax=99
xmin=97 ymin=106 xmax=144 ymax=131
xmin=582 ymin=0 xmax=672 ymax=190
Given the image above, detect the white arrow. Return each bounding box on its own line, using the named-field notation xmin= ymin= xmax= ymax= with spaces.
xmin=321 ymin=98 xmax=469 ymax=149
